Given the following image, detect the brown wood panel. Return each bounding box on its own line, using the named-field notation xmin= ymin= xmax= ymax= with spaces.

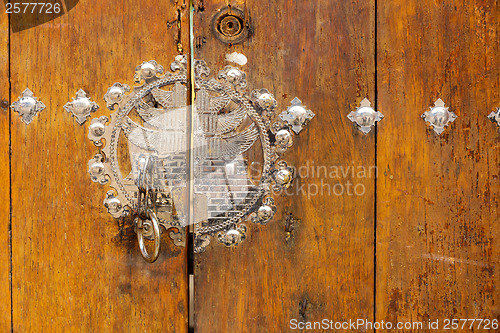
xmin=193 ymin=1 xmax=376 ymax=331
xmin=377 ymin=0 xmax=500 ymax=330
xmin=0 ymin=8 xmax=10 ymax=333
xmin=10 ymin=1 xmax=189 ymax=331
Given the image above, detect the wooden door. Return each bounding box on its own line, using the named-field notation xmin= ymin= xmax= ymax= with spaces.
xmin=1 ymin=1 xmax=498 ymax=332
xmin=192 ymin=0 xmax=376 ymax=331
xmin=377 ymin=0 xmax=500 ymax=327
xmin=5 ymin=1 xmax=189 ymax=331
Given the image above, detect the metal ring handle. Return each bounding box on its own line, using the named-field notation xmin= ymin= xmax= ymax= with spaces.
xmin=136 ymin=155 xmax=155 ymax=192
xmin=137 ymin=209 xmax=161 ymax=263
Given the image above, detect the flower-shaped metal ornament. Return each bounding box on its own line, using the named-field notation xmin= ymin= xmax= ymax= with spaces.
xmin=88 ymin=56 xmax=314 ymax=260
xmin=251 ymin=197 xmax=277 ymax=225
xmin=251 ymin=88 xmax=277 ymax=117
xmin=217 ymin=225 xmax=247 ymax=247
xmin=134 ymin=60 xmax=164 ymax=83
xmin=103 ymin=83 xmax=130 ymax=110
xmin=347 ymin=98 xmax=383 ymax=134
xmin=64 ymin=89 xmax=99 ymax=125
xmin=488 ymin=108 xmax=500 ymax=129
xmin=421 ymin=98 xmax=457 ymax=135
xmin=11 ymin=88 xmax=46 ymax=125
xmin=279 ymin=97 xmax=315 ymax=134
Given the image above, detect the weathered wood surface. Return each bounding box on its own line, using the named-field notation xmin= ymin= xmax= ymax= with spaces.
xmin=377 ymin=0 xmax=500 ymax=330
xmin=193 ymin=0 xmax=376 ymax=331
xmin=0 ymin=6 xmax=11 ymax=333
xmin=9 ymin=1 xmax=189 ymax=331
xmin=1 ymin=0 xmax=498 ymax=331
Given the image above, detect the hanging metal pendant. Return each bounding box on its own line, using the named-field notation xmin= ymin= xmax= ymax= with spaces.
xmin=64 ymin=89 xmax=99 ymax=125
xmin=421 ymin=98 xmax=457 ymax=135
xmin=88 ymin=56 xmax=314 ymax=260
xmin=347 ymin=98 xmax=383 ymax=134
xmin=11 ymin=88 xmax=46 ymax=125
xmin=488 ymin=108 xmax=500 ymax=129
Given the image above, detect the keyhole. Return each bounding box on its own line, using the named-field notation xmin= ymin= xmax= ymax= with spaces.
xmin=212 ymin=7 xmax=249 ymax=44
xmin=218 ymin=15 xmax=243 ymax=37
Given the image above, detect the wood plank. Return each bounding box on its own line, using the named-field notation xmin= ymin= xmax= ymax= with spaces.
xmin=10 ymin=1 xmax=189 ymax=331
xmin=377 ymin=0 xmax=500 ymax=329
xmin=193 ymin=0 xmax=376 ymax=331
xmin=0 ymin=8 xmax=10 ymax=333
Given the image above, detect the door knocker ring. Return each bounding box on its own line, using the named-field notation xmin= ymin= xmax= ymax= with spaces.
xmin=136 ymin=209 xmax=161 ymax=263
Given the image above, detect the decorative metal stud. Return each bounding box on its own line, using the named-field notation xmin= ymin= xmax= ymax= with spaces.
xmin=217 ymin=224 xmax=247 ymax=247
xmin=421 ymin=98 xmax=457 ymax=135
xmin=279 ymin=97 xmax=315 ymax=134
xmin=88 ymin=154 xmax=108 ymax=185
xmin=134 ymin=60 xmax=164 ymax=83
xmin=251 ymin=88 xmax=277 ymax=117
xmin=103 ymin=83 xmax=130 ymax=110
xmin=488 ymin=108 xmax=500 ymax=128
xmin=103 ymin=190 xmax=127 ymax=218
xmin=64 ymin=89 xmax=99 ymax=125
xmin=218 ymin=65 xmax=247 ymax=89
xmin=252 ymin=197 xmax=277 ymax=225
xmin=11 ymin=88 xmax=46 ymax=124
xmin=88 ymin=57 xmax=314 ymax=259
xmin=274 ymin=128 xmax=293 ymax=154
xmin=347 ymin=98 xmax=383 ymax=134
xmin=170 ymin=55 xmax=188 ymax=72
xmin=272 ymin=160 xmax=294 ymax=191
xmin=88 ymin=116 xmax=108 ymax=147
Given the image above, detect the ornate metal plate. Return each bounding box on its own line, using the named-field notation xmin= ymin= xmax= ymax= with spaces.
xmin=88 ymin=56 xmax=313 ymax=258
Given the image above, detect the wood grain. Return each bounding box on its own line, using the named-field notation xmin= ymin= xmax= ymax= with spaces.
xmin=3 ymin=1 xmax=498 ymax=331
xmin=9 ymin=1 xmax=189 ymax=331
xmin=193 ymin=0 xmax=376 ymax=331
xmin=0 ymin=8 xmax=11 ymax=333
xmin=377 ymin=0 xmax=500 ymax=329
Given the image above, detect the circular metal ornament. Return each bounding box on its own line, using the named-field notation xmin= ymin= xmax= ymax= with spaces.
xmin=252 ymin=197 xmax=277 ymax=225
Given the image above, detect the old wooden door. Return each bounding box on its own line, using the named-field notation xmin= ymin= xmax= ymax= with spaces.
xmin=1 ymin=0 xmax=498 ymax=332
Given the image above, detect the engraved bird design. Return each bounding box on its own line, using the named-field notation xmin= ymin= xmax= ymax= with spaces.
xmin=120 ymin=83 xmax=259 ymax=159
